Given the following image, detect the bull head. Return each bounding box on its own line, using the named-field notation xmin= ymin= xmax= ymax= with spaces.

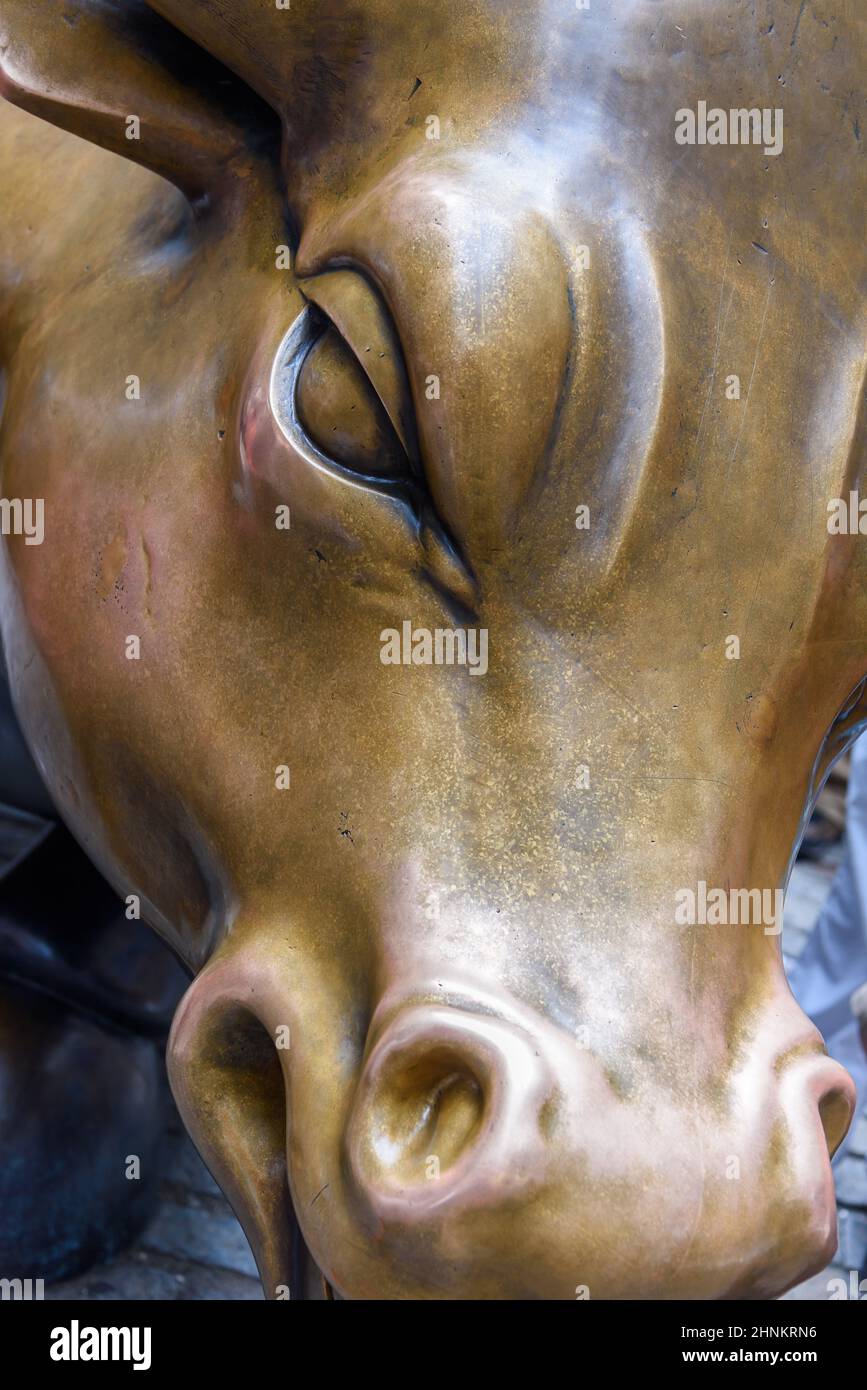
xmin=0 ymin=0 xmax=864 ymax=1298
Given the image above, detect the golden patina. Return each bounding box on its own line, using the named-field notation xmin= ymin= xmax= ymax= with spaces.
xmin=0 ymin=0 xmax=864 ymax=1298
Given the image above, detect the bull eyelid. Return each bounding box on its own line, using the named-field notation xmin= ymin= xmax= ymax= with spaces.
xmin=298 ymin=268 xmax=421 ymax=468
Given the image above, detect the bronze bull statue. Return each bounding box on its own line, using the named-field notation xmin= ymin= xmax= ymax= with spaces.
xmin=0 ymin=0 xmax=865 ymax=1299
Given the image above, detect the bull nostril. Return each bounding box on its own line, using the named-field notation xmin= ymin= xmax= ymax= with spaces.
xmin=346 ymin=1002 xmax=557 ymax=1224
xmin=366 ymin=1045 xmax=486 ymax=1181
xmin=818 ymin=1086 xmax=854 ymax=1158
xmin=778 ymin=1046 xmax=856 ymax=1169
xmin=167 ymin=970 xmax=295 ymax=1294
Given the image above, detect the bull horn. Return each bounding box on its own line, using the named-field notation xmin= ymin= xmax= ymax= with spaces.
xmin=0 ymin=0 xmax=278 ymax=203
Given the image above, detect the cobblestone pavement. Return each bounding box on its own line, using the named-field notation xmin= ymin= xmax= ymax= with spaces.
xmin=46 ymin=850 xmax=866 ymax=1301
xmin=46 ymin=1118 xmax=262 ymax=1301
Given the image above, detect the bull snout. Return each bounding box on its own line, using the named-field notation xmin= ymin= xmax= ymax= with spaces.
xmin=344 ymin=990 xmax=856 ymax=1292
xmin=168 ymin=952 xmax=856 ymax=1300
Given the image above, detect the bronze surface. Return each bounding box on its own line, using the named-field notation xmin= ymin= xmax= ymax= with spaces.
xmin=0 ymin=0 xmax=865 ymax=1298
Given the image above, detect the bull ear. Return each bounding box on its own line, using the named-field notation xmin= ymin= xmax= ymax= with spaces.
xmin=0 ymin=0 xmax=279 ymax=203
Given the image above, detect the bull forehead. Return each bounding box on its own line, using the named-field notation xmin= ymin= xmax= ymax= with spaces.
xmin=146 ymin=0 xmax=551 ymax=131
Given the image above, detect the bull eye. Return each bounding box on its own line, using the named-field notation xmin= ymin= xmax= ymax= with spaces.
xmin=269 ymin=273 xmax=422 ymax=508
xmin=270 ymin=283 xmax=478 ymax=608
xmin=294 ymin=310 xmax=409 ymax=480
